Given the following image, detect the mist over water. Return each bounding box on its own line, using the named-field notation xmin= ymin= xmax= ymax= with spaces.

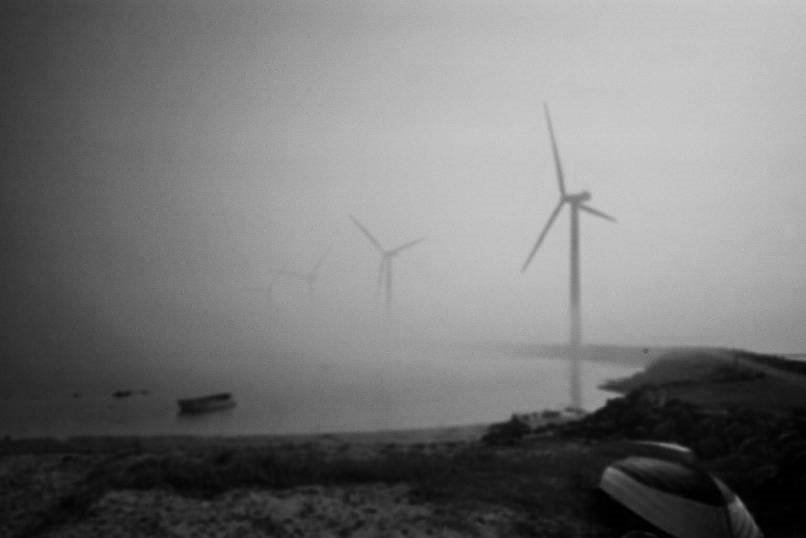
xmin=2 ymin=2 xmax=805 ymax=439
xmin=0 ymin=316 xmax=639 ymax=438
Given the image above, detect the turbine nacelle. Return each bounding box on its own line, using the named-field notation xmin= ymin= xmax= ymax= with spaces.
xmin=563 ymin=191 xmax=591 ymax=204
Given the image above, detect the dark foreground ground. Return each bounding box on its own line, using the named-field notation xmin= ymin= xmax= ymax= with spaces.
xmin=2 ymin=347 xmax=806 ymax=537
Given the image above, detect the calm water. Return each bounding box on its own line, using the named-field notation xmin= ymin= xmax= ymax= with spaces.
xmin=1 ymin=339 xmax=638 ymax=438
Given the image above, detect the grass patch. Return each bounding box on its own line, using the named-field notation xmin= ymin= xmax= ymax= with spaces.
xmin=14 ymin=439 xmax=619 ymax=537
xmin=738 ymin=349 xmax=806 ymax=377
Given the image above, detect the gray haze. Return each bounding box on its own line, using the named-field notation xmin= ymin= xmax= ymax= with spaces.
xmin=2 ymin=0 xmax=806 ymax=395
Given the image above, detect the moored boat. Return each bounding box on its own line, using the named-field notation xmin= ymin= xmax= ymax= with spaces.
xmin=177 ymin=393 xmax=236 ymax=414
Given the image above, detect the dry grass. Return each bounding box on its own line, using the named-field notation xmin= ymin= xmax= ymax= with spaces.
xmin=3 ymin=438 xmax=622 ymax=537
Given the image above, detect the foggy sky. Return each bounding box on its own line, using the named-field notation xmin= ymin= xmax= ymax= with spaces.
xmin=3 ymin=0 xmax=806 ymax=382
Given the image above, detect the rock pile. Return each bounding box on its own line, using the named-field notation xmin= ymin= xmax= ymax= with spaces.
xmin=550 ymin=389 xmax=805 ymax=459
xmin=550 ymin=388 xmax=806 ymax=531
xmin=481 ymin=408 xmax=586 ymax=446
xmin=482 ymin=387 xmax=806 ymax=531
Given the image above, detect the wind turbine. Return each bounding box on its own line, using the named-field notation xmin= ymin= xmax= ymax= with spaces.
xmin=246 ymin=263 xmax=288 ymax=319
xmin=278 ymin=250 xmax=330 ymax=306
xmin=521 ymin=103 xmax=617 ymax=407
xmin=350 ymin=215 xmax=425 ymax=316
xmin=247 ymin=272 xmax=288 ymax=328
xmin=250 ymin=278 xmax=279 ymax=314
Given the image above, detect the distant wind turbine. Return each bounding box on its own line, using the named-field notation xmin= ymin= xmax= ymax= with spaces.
xmin=521 ymin=103 xmax=617 ymax=406
xmin=247 ymin=263 xmax=288 ymax=316
xmin=278 ymin=249 xmax=330 ymax=306
xmin=350 ymin=215 xmax=425 ymax=316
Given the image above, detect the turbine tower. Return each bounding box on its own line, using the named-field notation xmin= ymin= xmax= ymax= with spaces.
xmin=350 ymin=215 xmax=425 ymax=316
xmin=261 ymin=274 xmax=281 ymax=313
xmin=521 ymin=103 xmax=617 ymax=407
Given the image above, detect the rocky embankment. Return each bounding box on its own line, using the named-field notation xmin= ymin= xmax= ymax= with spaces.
xmin=484 ymin=387 xmax=806 ymax=534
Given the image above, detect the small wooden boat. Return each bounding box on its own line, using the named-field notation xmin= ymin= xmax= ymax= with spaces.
xmin=177 ymin=393 xmax=236 ymax=414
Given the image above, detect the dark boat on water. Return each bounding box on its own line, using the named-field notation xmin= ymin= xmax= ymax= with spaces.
xmin=177 ymin=393 xmax=236 ymax=414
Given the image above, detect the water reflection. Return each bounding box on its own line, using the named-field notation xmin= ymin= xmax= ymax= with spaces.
xmin=1 ymin=345 xmax=639 ymax=438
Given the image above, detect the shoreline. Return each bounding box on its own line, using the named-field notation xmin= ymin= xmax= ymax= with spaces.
xmin=4 ymin=348 xmax=806 ymax=536
xmin=7 ymin=344 xmax=803 ymax=446
xmin=1 ymin=421 xmax=493 ymax=455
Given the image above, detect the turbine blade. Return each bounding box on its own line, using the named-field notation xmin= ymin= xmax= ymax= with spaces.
xmin=580 ymin=204 xmax=617 ymax=223
xmin=350 ymin=215 xmax=383 ymax=251
xmin=522 ymin=200 xmax=564 ymax=272
xmin=388 ymin=237 xmax=426 ymax=256
xmin=544 ymin=103 xmax=566 ymax=196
